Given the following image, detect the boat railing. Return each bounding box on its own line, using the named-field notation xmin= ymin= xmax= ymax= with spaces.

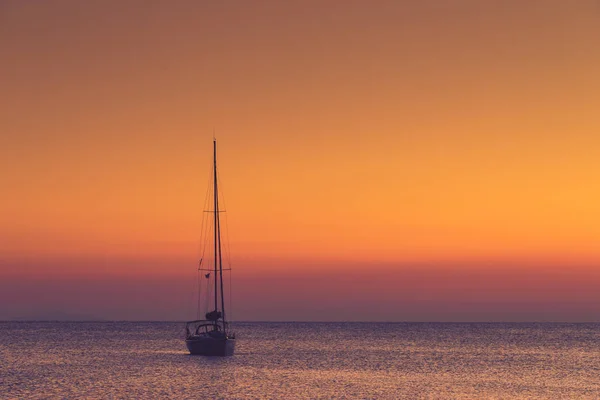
xmin=185 ymin=319 xmax=232 ymax=338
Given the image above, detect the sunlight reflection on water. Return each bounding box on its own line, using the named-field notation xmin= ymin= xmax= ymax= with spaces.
xmin=1 ymin=322 xmax=600 ymax=398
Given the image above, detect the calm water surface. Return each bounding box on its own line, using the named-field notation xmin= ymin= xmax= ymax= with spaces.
xmin=1 ymin=322 xmax=600 ymax=399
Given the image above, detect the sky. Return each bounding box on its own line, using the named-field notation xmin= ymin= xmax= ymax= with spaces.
xmin=1 ymin=0 xmax=600 ymax=321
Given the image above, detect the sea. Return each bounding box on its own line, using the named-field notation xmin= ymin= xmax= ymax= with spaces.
xmin=1 ymin=322 xmax=599 ymax=399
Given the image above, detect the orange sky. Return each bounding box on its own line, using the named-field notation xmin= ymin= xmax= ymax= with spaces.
xmin=1 ymin=1 xmax=600 ymax=321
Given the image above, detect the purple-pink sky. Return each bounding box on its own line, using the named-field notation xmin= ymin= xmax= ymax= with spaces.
xmin=1 ymin=1 xmax=600 ymax=321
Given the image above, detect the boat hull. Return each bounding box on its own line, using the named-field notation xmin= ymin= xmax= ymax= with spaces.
xmin=186 ymin=336 xmax=235 ymax=356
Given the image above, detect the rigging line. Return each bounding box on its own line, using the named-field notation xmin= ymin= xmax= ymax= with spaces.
xmin=196 ymin=158 xmax=213 ymax=321
xmin=198 ymin=219 xmax=213 ymax=315
xmin=200 ymin=212 xmax=212 ymax=265
xmin=198 ymin=214 xmax=208 ymax=260
xmin=197 ymin=189 xmax=210 ymax=318
xmin=216 ymin=172 xmax=231 ymax=267
xmin=217 ymin=171 xmax=227 ymax=210
xmin=215 ymin=157 xmax=234 ymax=327
xmin=216 ymin=170 xmax=232 ymax=267
xmin=216 ymin=164 xmax=235 ymax=296
xmin=199 ymin=152 xmax=214 ymax=258
xmin=199 ymin=165 xmax=213 ymax=260
xmin=204 ymin=269 xmax=212 ymax=315
xmin=229 ymin=266 xmax=234 ymax=326
xmin=199 ymin=151 xmax=216 ymax=319
xmin=216 ymin=194 xmax=226 ymax=323
xmin=216 ymin=167 xmax=234 ymax=327
xmin=213 ymin=140 xmax=227 ymax=323
xmin=196 ymin=269 xmax=202 ymax=319
xmin=223 ymin=211 xmax=233 ymax=269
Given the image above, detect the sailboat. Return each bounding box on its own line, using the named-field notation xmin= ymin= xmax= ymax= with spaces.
xmin=185 ymin=139 xmax=236 ymax=356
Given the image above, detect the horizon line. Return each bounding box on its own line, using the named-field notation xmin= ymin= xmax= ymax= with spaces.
xmin=3 ymin=319 xmax=600 ymax=324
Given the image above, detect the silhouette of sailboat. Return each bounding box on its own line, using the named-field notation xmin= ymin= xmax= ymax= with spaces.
xmin=185 ymin=139 xmax=235 ymax=356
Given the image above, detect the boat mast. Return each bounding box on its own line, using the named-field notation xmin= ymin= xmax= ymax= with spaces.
xmin=212 ymin=139 xmax=218 ymax=315
xmin=216 ymin=187 xmax=226 ymax=324
xmin=213 ymin=139 xmax=227 ymax=324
